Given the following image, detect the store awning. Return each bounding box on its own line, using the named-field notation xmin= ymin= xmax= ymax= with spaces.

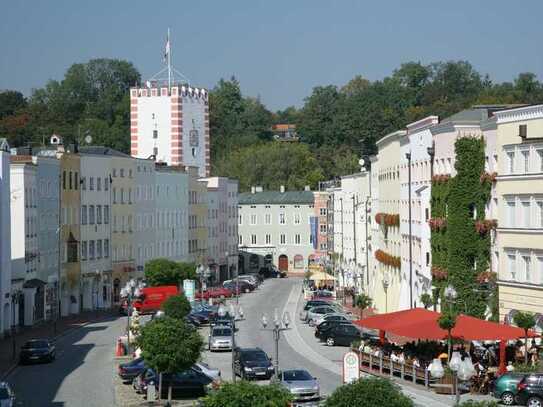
xmin=309 ymin=270 xmax=336 ymax=282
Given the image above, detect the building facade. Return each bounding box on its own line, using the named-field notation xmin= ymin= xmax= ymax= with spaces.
xmin=130 ymin=84 xmax=210 ymax=177
xmin=494 ymin=105 xmax=543 ymax=329
xmin=0 ymin=139 xmax=11 ymax=336
xmin=134 ymin=159 xmax=157 ymax=275
xmin=313 ymin=191 xmax=329 ymax=263
xmin=238 ymin=188 xmax=316 ymax=274
xmin=188 ymin=167 xmax=208 ymax=265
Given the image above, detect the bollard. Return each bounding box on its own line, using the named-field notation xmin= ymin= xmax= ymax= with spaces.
xmin=147 ymin=381 xmax=156 ymax=401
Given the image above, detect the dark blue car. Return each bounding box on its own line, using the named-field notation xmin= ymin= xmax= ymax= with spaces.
xmin=118 ymin=357 xmax=146 ymax=381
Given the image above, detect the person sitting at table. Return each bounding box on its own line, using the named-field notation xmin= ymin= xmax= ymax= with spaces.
xmin=364 ymin=343 xmax=373 ymax=354
xmin=390 ymin=351 xmax=399 ymax=363
xmin=398 ymin=352 xmax=405 ymax=364
xmin=374 ymin=348 xmax=382 ymax=358
xmin=411 ymin=356 xmax=421 ymax=368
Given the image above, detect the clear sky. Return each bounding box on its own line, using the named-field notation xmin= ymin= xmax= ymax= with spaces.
xmin=1 ymin=0 xmax=542 ymax=110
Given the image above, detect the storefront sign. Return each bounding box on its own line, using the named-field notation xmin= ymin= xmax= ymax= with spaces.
xmin=343 ymin=351 xmax=360 ymax=383
xmin=183 ymin=280 xmax=196 ymax=302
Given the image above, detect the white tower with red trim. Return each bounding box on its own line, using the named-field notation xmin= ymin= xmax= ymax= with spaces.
xmin=130 ymin=84 xmax=210 ymax=177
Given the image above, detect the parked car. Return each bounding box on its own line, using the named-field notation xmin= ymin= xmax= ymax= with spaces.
xmin=185 ymin=315 xmax=202 ymax=328
xmin=195 ymin=287 xmax=233 ymax=300
xmin=133 ymin=367 xmax=213 ymax=397
xmin=311 ymin=312 xmax=349 ymax=328
xmin=311 ymin=290 xmax=335 ymax=301
xmin=189 ymin=311 xmax=210 ymax=325
xmin=208 ymin=326 xmax=233 ymax=351
xmin=193 ymin=362 xmax=221 ymax=380
xmin=492 ymin=373 xmax=526 ymax=405
xmin=19 ymin=339 xmax=56 ymax=364
xmin=278 ymin=369 xmax=320 ymax=402
xmin=233 ymin=347 xmax=275 ymax=380
xmin=237 ymin=275 xmax=260 ymax=287
xmin=306 ymin=306 xmax=339 ymax=325
xmin=121 ymin=285 xmax=179 ymax=315
xmin=315 ymin=320 xmax=354 ymax=340
xmin=223 ymin=280 xmax=254 ymax=293
xmin=322 ymin=324 xmax=361 ymax=346
xmin=0 ymin=382 xmax=15 ymax=407
xmin=118 ymin=357 xmax=146 ymax=381
xmin=516 ymin=373 xmax=543 ymax=407
xmin=299 ymin=300 xmax=334 ymax=321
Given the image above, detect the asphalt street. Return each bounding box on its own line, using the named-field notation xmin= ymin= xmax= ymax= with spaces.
xmin=7 ymin=315 xmax=124 ymax=407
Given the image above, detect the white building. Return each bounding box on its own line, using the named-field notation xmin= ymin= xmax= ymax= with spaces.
xmin=399 ymin=116 xmax=438 ymax=309
xmin=155 ymin=165 xmax=189 ymax=263
xmin=0 ymin=139 xmax=11 ymax=336
xmin=130 ymin=84 xmax=210 ymax=177
xmin=80 ymin=153 xmax=112 ymax=310
xmin=134 ymin=159 xmax=157 ymax=275
xmin=226 ymin=179 xmax=239 ymax=280
xmin=10 ymin=156 xmax=41 ymax=326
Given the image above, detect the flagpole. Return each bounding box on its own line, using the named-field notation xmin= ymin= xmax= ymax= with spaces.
xmin=167 ymin=28 xmax=171 ymax=90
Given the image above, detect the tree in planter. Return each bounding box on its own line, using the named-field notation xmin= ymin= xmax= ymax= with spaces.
xmin=438 ymin=310 xmax=457 ymax=360
xmin=144 ymin=258 xmax=196 ymax=286
xmin=420 ymin=293 xmax=433 ymax=310
xmin=202 ymin=381 xmax=292 ymax=407
xmin=161 ymin=294 xmax=191 ymax=320
xmin=513 ymin=311 xmax=536 ymax=365
xmin=354 ymin=294 xmax=372 ymax=319
xmin=137 ymin=317 xmax=203 ymax=401
xmin=325 ymin=377 xmax=413 ymax=407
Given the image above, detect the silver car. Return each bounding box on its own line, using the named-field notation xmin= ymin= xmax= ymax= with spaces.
xmin=306 ymin=305 xmax=338 ymax=324
xmin=208 ymin=325 xmax=233 ymax=351
xmin=311 ymin=312 xmax=349 ymax=328
xmin=278 ymin=369 xmax=320 ymax=401
xmin=193 ymin=362 xmax=221 ymax=380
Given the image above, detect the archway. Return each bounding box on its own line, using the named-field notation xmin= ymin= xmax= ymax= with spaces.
xmin=278 ymin=255 xmax=288 ymax=272
xmin=264 ymin=254 xmax=273 ymax=266
xmin=249 ymin=254 xmax=259 ymax=271
xmin=113 ymin=278 xmax=121 ymax=304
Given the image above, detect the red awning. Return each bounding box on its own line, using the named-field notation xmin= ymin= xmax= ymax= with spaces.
xmin=354 ymin=308 xmax=537 ymax=341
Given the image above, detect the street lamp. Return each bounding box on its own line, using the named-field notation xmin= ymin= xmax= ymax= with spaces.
xmin=382 ymin=273 xmax=390 ymax=313
xmin=405 ymin=152 xmax=413 ymax=309
xmin=444 ymin=284 xmax=457 ymax=302
xmin=430 ymin=351 xmax=475 ymax=405
xmin=196 ymin=264 xmax=210 ymax=303
xmin=261 ymin=309 xmax=291 ymax=379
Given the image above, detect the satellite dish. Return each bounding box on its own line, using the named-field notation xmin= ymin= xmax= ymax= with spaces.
xmin=84 ymin=135 xmax=93 ymax=145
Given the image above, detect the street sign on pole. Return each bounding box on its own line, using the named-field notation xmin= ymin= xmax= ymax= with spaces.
xmin=343 ymin=351 xmax=360 ymax=383
xmin=183 ymin=280 xmax=196 ymax=303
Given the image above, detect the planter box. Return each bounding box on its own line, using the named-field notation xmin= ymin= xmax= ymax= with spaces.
xmin=434 ymin=374 xmax=456 ymax=395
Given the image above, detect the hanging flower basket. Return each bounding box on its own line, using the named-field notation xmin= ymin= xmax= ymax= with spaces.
xmin=479 ymin=172 xmax=497 ymax=184
xmin=432 ymin=174 xmax=451 ymax=184
xmin=375 ymin=249 xmax=401 ymax=269
xmin=475 ymin=219 xmax=498 ymax=235
xmin=375 ymin=213 xmax=400 ymax=227
xmin=431 ymin=266 xmax=448 ymax=281
xmin=428 ymin=217 xmax=447 ymax=231
xmin=476 ymin=270 xmax=497 ymax=284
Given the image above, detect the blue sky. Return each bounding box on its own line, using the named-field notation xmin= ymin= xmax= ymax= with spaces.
xmin=1 ymin=0 xmax=542 ymax=110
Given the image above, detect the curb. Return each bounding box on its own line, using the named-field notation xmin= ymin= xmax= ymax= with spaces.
xmin=0 ymin=314 xmax=112 ymax=381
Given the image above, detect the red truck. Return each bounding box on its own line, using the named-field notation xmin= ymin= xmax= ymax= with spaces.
xmin=121 ymin=285 xmax=179 ymax=314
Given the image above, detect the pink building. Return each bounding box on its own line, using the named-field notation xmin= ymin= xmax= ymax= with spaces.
xmin=313 ymin=191 xmax=329 ymax=264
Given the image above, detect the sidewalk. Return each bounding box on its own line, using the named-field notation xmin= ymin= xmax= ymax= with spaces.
xmin=0 ymin=309 xmax=116 ymax=379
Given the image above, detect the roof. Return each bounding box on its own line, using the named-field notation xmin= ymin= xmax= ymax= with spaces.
xmin=78 ymin=146 xmax=131 ymax=158
xmin=239 ymin=190 xmax=314 ymax=205
xmin=23 ymin=278 xmax=46 ymax=289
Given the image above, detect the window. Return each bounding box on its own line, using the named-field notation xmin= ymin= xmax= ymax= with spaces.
xmin=113 ymin=188 xmax=117 ymax=203
xmin=96 ymin=240 xmax=102 ymax=259
xmin=426 ymin=252 xmax=430 ymax=266
xmin=320 ymin=224 xmax=326 ymax=233
xmin=522 ymin=200 xmax=531 ymax=228
xmin=104 ymin=205 xmax=109 ymax=224
xmin=89 ymin=240 xmax=95 ymax=260
xmin=153 ymin=130 xmax=158 ymax=139
xmin=129 ymin=169 xmax=132 ymax=178
xmin=309 ymin=234 xmax=313 ymax=244
xmin=508 ymin=254 xmax=516 ymax=280
xmin=81 ymin=205 xmax=87 ymax=225
xmin=104 ymin=177 xmax=109 ymax=191
xmin=96 ymin=205 xmax=102 ymax=224
xmin=89 ymin=205 xmax=95 ymax=224
xmin=294 ymin=213 xmax=301 ymax=225
xmin=506 ymin=200 xmax=516 ymax=227
xmin=81 ymin=241 xmax=87 ymax=260
xmin=250 ymin=214 xmax=257 ymax=225
xmin=238 ymin=214 xmax=242 ymax=225
xmin=74 ymin=172 xmax=78 ymax=190
xmin=506 ymin=151 xmax=515 ymax=174
xmin=294 ymin=254 xmax=304 ymax=269
xmin=69 ymin=172 xmax=73 ymax=189
xmin=521 ymin=150 xmax=530 ymax=173
xmin=280 ymin=234 xmax=286 ymax=244
xmin=62 ymin=171 xmax=66 ymax=190
xmin=523 ymin=255 xmax=531 ymax=283
xmin=97 ymin=177 xmax=101 ymax=191
xmin=538 ymin=150 xmax=543 ymax=172
xmin=538 ymin=257 xmax=543 ymax=285
xmin=265 ymin=234 xmax=271 ymax=244
xmin=238 ymin=235 xmax=243 ymax=245
xmin=251 ymin=234 xmax=257 ymax=245
xmin=89 ymin=177 xmax=94 ymax=191
xmin=81 ymin=177 xmax=86 ymax=190
xmin=265 ymin=214 xmax=271 ymax=225
xmin=320 ymin=208 xmax=327 ymax=216
xmin=295 ymin=234 xmax=301 ymax=244
xmin=153 ymin=147 xmax=158 ymax=156
xmin=104 ymin=239 xmax=109 ymax=258
xmin=112 ymin=168 xmax=117 ymax=177
xmin=279 ymin=213 xmax=285 ymax=225
xmin=120 ymin=169 xmax=124 ymax=178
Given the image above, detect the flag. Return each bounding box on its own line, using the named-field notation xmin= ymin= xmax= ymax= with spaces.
xmin=163 ymin=32 xmax=170 ymax=63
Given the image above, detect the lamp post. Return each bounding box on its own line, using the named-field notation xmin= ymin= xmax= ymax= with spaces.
xmin=196 ymin=264 xmax=210 ymax=302
xmin=261 ymin=309 xmax=291 ymax=379
xmin=429 ymin=351 xmax=475 ymax=405
xmin=382 ymin=273 xmax=390 ymax=313
xmin=405 ymin=152 xmax=413 ymax=309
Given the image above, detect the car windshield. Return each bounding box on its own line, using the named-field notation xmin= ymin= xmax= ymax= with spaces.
xmin=242 ymin=351 xmax=268 ymax=362
xmin=283 ymin=370 xmax=313 ymax=381
xmin=213 ymin=328 xmax=231 ymax=336
xmin=24 ymin=340 xmax=49 ymax=349
xmin=0 ymin=388 xmax=10 ymax=399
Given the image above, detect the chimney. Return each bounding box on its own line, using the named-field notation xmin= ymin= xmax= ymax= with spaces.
xmin=255 ymin=186 xmax=263 ymax=193
xmin=280 ymin=185 xmax=285 ymax=193
xmin=304 ymin=185 xmax=310 ymax=191
xmin=251 ymin=186 xmax=256 ymax=194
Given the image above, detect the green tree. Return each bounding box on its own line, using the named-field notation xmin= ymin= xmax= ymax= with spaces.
xmin=0 ymin=90 xmax=27 ymax=119
xmin=325 ymin=377 xmax=413 ymax=407
xmin=354 ymin=294 xmax=372 ymax=319
xmin=144 ymin=258 xmax=196 ymax=286
xmin=513 ymin=311 xmax=536 ymax=365
xmin=137 ymin=317 xmax=203 ymax=400
xmin=161 ymin=294 xmax=191 ymax=320
xmin=202 ymin=381 xmax=292 ymax=407
xmin=420 ymin=293 xmax=433 ymax=310
xmin=438 ymin=310 xmax=457 ymax=359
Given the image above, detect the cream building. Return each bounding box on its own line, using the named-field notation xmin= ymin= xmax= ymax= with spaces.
xmin=371 ymin=130 xmax=404 ymax=313
xmin=494 ymin=104 xmax=543 ymax=330
xmin=187 ymin=167 xmax=208 ymax=265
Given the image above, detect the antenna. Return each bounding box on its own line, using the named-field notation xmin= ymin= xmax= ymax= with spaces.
xmin=148 ymin=29 xmax=191 ymax=87
xmin=167 ymin=27 xmax=171 ymax=90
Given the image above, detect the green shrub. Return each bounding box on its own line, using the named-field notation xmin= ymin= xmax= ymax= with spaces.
xmin=457 ymin=401 xmax=498 ymax=407
xmin=201 ymin=381 xmax=292 ymax=407
xmin=161 ymin=294 xmax=191 ymax=320
xmin=325 ymin=377 xmax=413 ymax=407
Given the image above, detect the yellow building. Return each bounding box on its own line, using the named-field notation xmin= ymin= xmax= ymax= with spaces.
xmin=494 ymin=105 xmax=543 ymax=329
xmin=188 ymin=167 xmax=208 ymax=265
xmin=370 ymin=130 xmax=405 ymax=313
xmin=58 ymin=150 xmax=81 ymax=316
xmin=110 ymin=152 xmax=136 ymax=303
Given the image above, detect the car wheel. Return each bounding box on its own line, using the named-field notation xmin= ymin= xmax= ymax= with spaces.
xmin=326 ymin=337 xmax=335 ymax=346
xmin=501 ymin=392 xmax=515 ymax=406
xmin=528 ymin=397 xmax=543 ymax=407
